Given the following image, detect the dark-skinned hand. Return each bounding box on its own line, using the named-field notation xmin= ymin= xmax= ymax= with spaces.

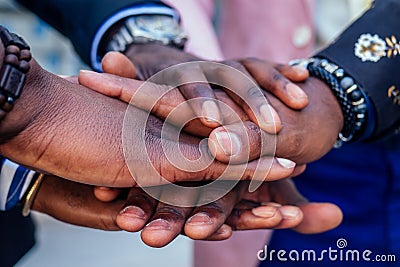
xmin=31 ymin=172 xmax=342 ymax=248
xmin=80 ymin=56 xmax=342 ymax=166
xmin=82 ymin=52 xmax=341 ymax=248
xmin=0 ymin=49 xmax=297 ymax=188
xmin=125 ymin=44 xmax=309 ymax=133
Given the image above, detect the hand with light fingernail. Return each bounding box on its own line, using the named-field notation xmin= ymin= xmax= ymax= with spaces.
xmin=81 ymin=53 xmax=341 ymax=166
xmin=124 ymin=44 xmax=309 ymax=134
xmin=83 ymin=52 xmax=341 ymax=248
xmin=94 ymin=177 xmax=342 ymax=248
xmin=79 ymin=52 xmax=309 ymax=172
xmin=30 ymin=171 xmax=342 ymax=248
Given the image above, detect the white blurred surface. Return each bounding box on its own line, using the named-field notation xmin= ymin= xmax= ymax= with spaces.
xmin=15 ymin=213 xmax=193 ymax=267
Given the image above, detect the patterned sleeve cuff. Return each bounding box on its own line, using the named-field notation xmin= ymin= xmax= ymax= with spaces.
xmin=0 ymin=158 xmax=37 ymax=211
xmin=90 ymin=3 xmax=179 ymax=71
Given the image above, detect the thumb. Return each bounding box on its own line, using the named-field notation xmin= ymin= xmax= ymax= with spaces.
xmin=102 ymin=51 xmax=137 ymax=79
xmin=271 ymin=179 xmax=343 ymax=234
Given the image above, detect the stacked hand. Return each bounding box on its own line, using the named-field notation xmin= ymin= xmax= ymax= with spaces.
xmin=34 ymin=174 xmax=341 ymax=248
xmin=0 ymin=41 xmax=343 ymax=247
xmin=58 ymin=50 xmax=340 ymax=247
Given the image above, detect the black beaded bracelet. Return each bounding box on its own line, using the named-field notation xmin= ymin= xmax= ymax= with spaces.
xmin=290 ymin=57 xmax=368 ymax=147
xmin=0 ymin=25 xmax=31 ymax=121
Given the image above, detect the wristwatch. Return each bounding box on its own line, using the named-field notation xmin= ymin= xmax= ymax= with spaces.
xmin=105 ymin=14 xmax=187 ymax=54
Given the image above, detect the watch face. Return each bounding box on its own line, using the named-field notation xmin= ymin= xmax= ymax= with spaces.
xmin=135 ymin=15 xmax=181 ymax=37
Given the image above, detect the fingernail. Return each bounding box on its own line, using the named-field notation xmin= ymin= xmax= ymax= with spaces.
xmin=277 ymin=158 xmax=296 ymax=169
xmin=202 ymin=100 xmax=221 ymax=124
xmin=292 ymin=65 xmax=309 ymax=76
xmin=261 ymin=202 xmax=282 ymax=208
xmin=214 ymin=131 xmax=241 ymax=156
xmin=286 ymin=83 xmax=308 ymax=100
xmin=145 ymin=218 xmax=172 ymax=231
xmin=186 ymin=212 xmax=213 ymax=226
xmin=120 ymin=206 xmax=146 ymax=220
xmin=281 ymin=207 xmax=300 ymax=219
xmin=260 ymin=104 xmax=281 ymax=133
xmin=252 ymin=206 xmax=277 ymax=218
xmin=96 ymin=186 xmax=111 ymax=191
xmin=79 ymin=69 xmax=98 ymax=76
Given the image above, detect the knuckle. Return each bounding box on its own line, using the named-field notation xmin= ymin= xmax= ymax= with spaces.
xmin=247 ymin=86 xmax=264 ymax=98
xmin=201 ymin=201 xmax=225 ymax=215
xmin=156 ymin=206 xmax=186 ymax=221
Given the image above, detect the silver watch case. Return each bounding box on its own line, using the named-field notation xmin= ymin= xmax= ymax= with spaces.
xmin=107 ymin=15 xmax=187 ymax=52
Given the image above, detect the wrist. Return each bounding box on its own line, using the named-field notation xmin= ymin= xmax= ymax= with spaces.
xmin=0 ymin=60 xmax=49 ymax=143
xmin=124 ymin=43 xmax=198 ymax=80
xmin=275 ymin=77 xmax=343 ymax=164
xmin=290 ymin=57 xmax=370 ymax=146
xmin=92 ymin=4 xmax=185 ymax=71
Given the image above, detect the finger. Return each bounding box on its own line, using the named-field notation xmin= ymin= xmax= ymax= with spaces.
xmin=78 ymin=71 xmax=147 ymax=102
xmin=78 ymin=70 xmax=247 ymax=138
xmin=116 ymin=187 xmax=161 ymax=232
xmin=269 ymin=179 xmax=343 ymax=233
xmin=208 ymin=120 xmax=308 ymax=168
xmin=203 ymin=224 xmax=233 ymax=241
xmin=94 ymin=186 xmax=123 ymax=202
xmin=181 ymin=155 xmax=296 ymax=184
xmin=123 ymin=119 xmax=296 ymax=187
xmin=273 ymin=205 xmax=304 ymax=229
xmin=269 ymin=179 xmax=309 ymax=206
xmin=32 ymin=175 xmax=122 ymax=231
xmin=184 ymin=181 xmax=245 ymax=240
xmin=179 ymin=83 xmax=222 ymax=128
xmin=225 ymin=202 xmax=285 ymax=230
xmin=78 ymin=71 xmax=203 ymax=132
xmin=240 ymin=58 xmax=309 ymax=110
xmin=206 ymin=61 xmax=281 ymax=134
xmin=274 ymin=64 xmax=309 ymax=82
xmin=101 ymin=51 xmax=137 ymax=78
xmin=140 ymin=185 xmax=197 ymax=248
xmin=294 ymin=203 xmax=343 ymax=234
xmin=174 ymin=64 xmax=222 ymax=127
xmin=208 ymin=120 xmax=275 ymax=164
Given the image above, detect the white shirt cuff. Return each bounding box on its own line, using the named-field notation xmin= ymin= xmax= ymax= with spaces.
xmin=90 ymin=4 xmax=179 ymax=71
xmin=0 ymin=159 xmax=36 ymax=211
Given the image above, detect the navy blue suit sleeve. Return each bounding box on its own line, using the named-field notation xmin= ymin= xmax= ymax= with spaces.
xmin=15 ymin=0 xmax=164 ymax=66
xmin=317 ymin=0 xmax=400 ymax=140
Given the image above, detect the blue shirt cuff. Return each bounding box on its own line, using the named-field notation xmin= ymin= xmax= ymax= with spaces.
xmin=0 ymin=158 xmax=36 ymax=210
xmin=90 ymin=3 xmax=180 ymax=71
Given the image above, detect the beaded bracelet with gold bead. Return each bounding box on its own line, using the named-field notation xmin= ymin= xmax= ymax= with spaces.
xmin=0 ymin=25 xmax=31 ymax=121
xmin=290 ymin=57 xmax=369 ymax=147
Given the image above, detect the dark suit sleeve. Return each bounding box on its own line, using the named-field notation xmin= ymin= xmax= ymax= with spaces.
xmin=15 ymin=0 xmax=164 ymax=66
xmin=316 ymin=0 xmax=400 ymax=141
xmin=0 ymin=207 xmax=36 ymax=267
